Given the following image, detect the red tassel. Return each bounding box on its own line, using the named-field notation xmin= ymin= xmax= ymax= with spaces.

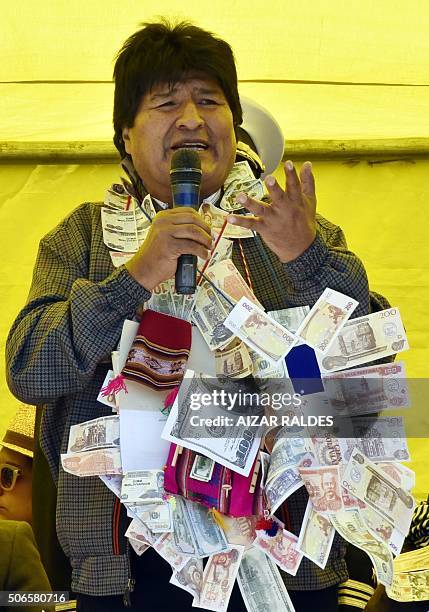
xmin=255 ymin=517 xmax=279 ymax=537
xmin=101 ymin=374 xmax=128 ymax=397
xmin=164 ymin=386 xmax=179 ymax=410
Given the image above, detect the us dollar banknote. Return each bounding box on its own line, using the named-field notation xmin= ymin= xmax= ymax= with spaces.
xmin=237 ymin=547 xmax=296 ymax=612
xmin=172 ymin=497 xmax=229 ymax=559
xmin=162 ymin=370 xmax=263 ymax=477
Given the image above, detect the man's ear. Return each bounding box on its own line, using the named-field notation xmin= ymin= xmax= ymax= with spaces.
xmin=122 ymin=127 xmax=131 ymax=154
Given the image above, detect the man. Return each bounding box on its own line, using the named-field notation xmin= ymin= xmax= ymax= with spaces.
xmin=6 ymin=19 xmax=387 ymax=611
xmin=0 ymin=403 xmax=35 ymax=524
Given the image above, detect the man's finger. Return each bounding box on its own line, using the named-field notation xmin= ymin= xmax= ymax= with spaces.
xmin=171 ymin=238 xmax=210 ymax=260
xmin=284 ymin=160 xmax=301 ymax=200
xmin=170 ymin=223 xmax=213 ymax=249
xmin=235 ymin=192 xmax=271 ymax=216
xmin=264 ymin=175 xmax=286 ymax=208
xmin=300 ymin=161 xmax=316 ymax=200
xmin=157 ymin=207 xmax=211 ymax=234
xmin=226 ymin=214 xmax=260 ymax=231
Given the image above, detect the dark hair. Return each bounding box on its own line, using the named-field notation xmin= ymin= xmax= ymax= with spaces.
xmin=113 ymin=19 xmax=243 ymax=157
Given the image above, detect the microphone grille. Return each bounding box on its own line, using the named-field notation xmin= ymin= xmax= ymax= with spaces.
xmin=171 ymin=148 xmax=201 ymax=172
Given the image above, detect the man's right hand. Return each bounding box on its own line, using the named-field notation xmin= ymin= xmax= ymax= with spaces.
xmin=125 ymin=208 xmax=212 ymax=291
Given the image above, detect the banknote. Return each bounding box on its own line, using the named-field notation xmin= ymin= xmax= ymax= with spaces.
xmin=330 ymin=510 xmax=394 ymax=587
xmin=183 ymin=499 xmax=229 ymax=558
xmin=265 ymin=467 xmax=304 ymax=513
xmin=162 ymin=371 xmax=263 ymax=477
xmin=110 ymin=251 xmax=134 ymax=268
xmin=378 ymin=462 xmax=415 ymax=492
xmin=170 ymin=557 xmax=204 ymax=603
xmin=172 ymin=497 xmax=229 ymax=559
xmin=125 ymin=517 xmax=155 ymax=545
xmin=248 ymin=349 xmax=286 ymax=380
xmin=224 ymin=297 xmax=297 ymax=366
xmin=310 ymin=431 xmax=343 ymax=466
xmin=99 ymin=474 xmax=122 ymax=498
xmin=198 ymin=236 xmax=233 ymax=273
xmin=97 ymin=370 xmax=118 ymax=410
xmin=120 ymin=470 xmax=165 ymax=504
xmin=221 ymin=178 xmax=265 ymax=212
xmin=153 ymin=533 xmax=190 ymax=571
xmin=299 ymin=465 xmax=344 ymax=513
xmin=260 ymin=451 xmax=270 ymax=489
xmin=147 ymin=279 xmax=176 ymax=316
xmin=386 ymin=570 xmax=429 ymax=602
xmin=318 ymin=308 xmax=409 ymax=374
xmin=130 ymin=502 xmax=172 ymax=533
xmin=322 ymin=361 xmax=409 ymax=415
xmin=341 ymin=416 xmax=410 ymax=463
xmin=101 ymin=206 xmax=150 ymax=252
xmin=171 ymin=496 xmax=198 ymax=556
xmin=311 ymin=416 xmax=410 ymax=465
xmin=296 ymin=500 xmax=335 ymax=569
xmin=127 ymin=536 xmax=150 ymax=556
xmin=200 ymin=201 xmax=253 ymax=239
xmin=215 ymin=339 xmax=253 ymax=379
xmin=61 ymin=448 xmax=122 ymax=477
xmin=254 ymin=521 xmax=303 ymax=576
xmin=103 ymin=183 xmax=130 ymax=209
xmin=359 ymin=505 xmax=406 ymax=556
xmin=266 ymin=435 xmax=314 ymax=484
xmin=224 ymin=160 xmax=255 ymax=185
xmin=342 ymin=448 xmax=415 ymax=535
xmin=68 ymin=415 xmax=120 ymax=453
xmin=196 ymin=545 xmax=244 ymax=612
xmin=296 ymin=288 xmax=358 ymax=353
xmin=192 ymin=280 xmax=235 ymax=351
xmin=189 ymin=454 xmax=216 ymax=482
xmin=206 ymin=259 xmax=262 ymax=308
xmin=269 ymin=306 xmax=310 ymax=335
xmin=238 ymin=547 xmax=296 ymax=612
xmin=221 ymin=516 xmax=257 ymax=549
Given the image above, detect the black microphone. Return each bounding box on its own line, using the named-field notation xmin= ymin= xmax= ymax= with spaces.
xmin=170 ymin=149 xmax=202 ymax=294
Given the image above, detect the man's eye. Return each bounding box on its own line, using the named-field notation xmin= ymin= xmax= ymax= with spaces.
xmin=157 ymin=100 xmax=176 ymax=108
xmin=200 ymin=98 xmax=219 ymax=106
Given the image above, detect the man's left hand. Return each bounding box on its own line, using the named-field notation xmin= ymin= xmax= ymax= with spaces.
xmin=227 ymin=160 xmax=317 ymax=263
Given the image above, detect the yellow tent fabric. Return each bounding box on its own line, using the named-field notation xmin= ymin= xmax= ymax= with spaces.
xmin=1 ymin=2 xmax=428 ymax=502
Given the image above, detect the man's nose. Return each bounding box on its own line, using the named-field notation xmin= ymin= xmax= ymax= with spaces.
xmin=176 ymin=101 xmax=204 ymax=130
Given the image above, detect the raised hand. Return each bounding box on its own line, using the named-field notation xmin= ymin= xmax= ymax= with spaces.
xmin=227 ymin=160 xmax=317 ymax=263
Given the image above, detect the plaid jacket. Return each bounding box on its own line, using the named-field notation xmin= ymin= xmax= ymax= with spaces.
xmin=6 ymin=199 xmax=389 ymax=596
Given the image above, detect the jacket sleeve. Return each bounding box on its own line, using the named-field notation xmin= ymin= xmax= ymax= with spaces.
xmin=282 ymin=222 xmax=390 ymax=317
xmin=6 ymin=204 xmax=151 ymax=404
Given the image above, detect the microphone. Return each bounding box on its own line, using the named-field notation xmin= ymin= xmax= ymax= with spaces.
xmin=170 ymin=149 xmax=202 ymax=294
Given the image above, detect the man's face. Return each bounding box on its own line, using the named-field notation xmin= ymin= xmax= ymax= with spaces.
xmin=322 ymin=472 xmax=337 ymax=496
xmin=122 ymin=76 xmax=237 ymax=203
xmin=0 ymin=447 xmax=33 ymax=523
